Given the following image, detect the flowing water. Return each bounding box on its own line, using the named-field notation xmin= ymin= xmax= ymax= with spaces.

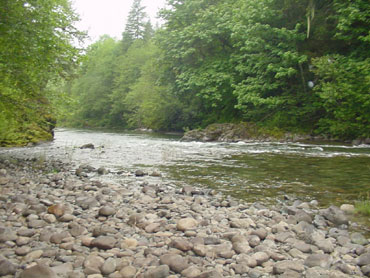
xmin=1 ymin=128 xmax=370 ymax=212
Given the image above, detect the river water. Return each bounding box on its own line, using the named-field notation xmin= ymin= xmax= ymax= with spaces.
xmin=1 ymin=128 xmax=370 ymax=209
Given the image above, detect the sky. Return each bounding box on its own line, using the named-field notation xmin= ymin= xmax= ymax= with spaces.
xmin=72 ymin=0 xmax=167 ymax=45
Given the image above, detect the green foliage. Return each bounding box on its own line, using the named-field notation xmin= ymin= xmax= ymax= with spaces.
xmin=59 ymin=0 xmax=369 ymax=140
xmin=312 ymin=55 xmax=370 ymax=139
xmin=0 ymin=0 xmax=84 ymax=145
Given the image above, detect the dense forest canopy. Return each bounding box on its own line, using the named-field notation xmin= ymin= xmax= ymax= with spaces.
xmin=1 ymin=0 xmax=369 ymax=145
xmin=0 ymin=0 xmax=84 ymax=146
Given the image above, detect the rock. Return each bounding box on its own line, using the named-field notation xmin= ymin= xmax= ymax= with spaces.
xmin=16 ymin=245 xmax=31 ymax=256
xmin=97 ymin=167 xmax=108 ymax=175
xmin=177 ymin=218 xmax=198 ymax=231
xmin=304 ymin=254 xmax=332 ymax=268
xmin=0 ymin=227 xmax=17 ymax=242
xmin=84 ymin=255 xmax=104 ymax=275
xmin=25 ymin=249 xmax=44 ymax=262
xmin=20 ymin=263 xmax=57 ymax=278
xmin=351 ymin=232 xmax=368 ymax=245
xmin=135 ymin=170 xmax=146 ymax=177
xmin=248 ymin=235 xmax=261 ymax=248
xmin=273 ymin=260 xmax=305 ymax=274
xmin=90 ymin=236 xmax=117 ymax=250
xmin=193 ymin=270 xmax=223 ymax=278
xmin=340 ymin=204 xmax=355 ymax=214
xmin=315 ymin=239 xmax=335 ymax=253
xmin=193 ymin=244 xmax=207 ymax=257
xmin=0 ymin=258 xmax=17 ymax=276
xmin=98 ymin=206 xmax=116 ymax=216
xmin=251 ymin=228 xmax=268 ymax=240
xmin=121 ymin=238 xmax=138 ymax=249
xmin=47 ymin=203 xmax=66 ymax=217
xmin=321 ymin=206 xmax=348 ymax=225
xmin=120 ymin=266 xmax=137 ymax=278
xmin=160 ymin=254 xmax=189 ymax=273
xmin=357 ymin=253 xmax=370 ymax=266
xmin=51 ymin=263 xmax=73 ymax=277
xmin=171 ymin=238 xmax=193 ymax=251
xmin=80 ymin=143 xmax=95 ymax=149
xmin=101 ymin=257 xmax=117 ymax=275
xmin=182 ymin=266 xmax=202 ymax=278
xmin=144 ymin=265 xmax=170 ymax=278
xmin=252 ymin=251 xmax=270 ymax=265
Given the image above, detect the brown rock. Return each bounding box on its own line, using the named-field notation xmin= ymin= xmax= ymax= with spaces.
xmin=177 ymin=218 xmax=198 ymax=231
xmin=47 ymin=203 xmax=66 ymax=217
xmin=20 ymin=263 xmax=57 ymax=278
xmin=91 ymin=236 xmax=117 ymax=250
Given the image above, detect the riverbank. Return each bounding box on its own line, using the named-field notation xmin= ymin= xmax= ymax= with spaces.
xmin=0 ymin=156 xmax=370 ymax=278
xmin=181 ymin=123 xmax=370 ymax=145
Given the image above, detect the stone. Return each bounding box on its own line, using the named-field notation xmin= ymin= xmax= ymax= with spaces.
xmin=252 ymin=251 xmax=270 ymax=265
xmin=321 ymin=206 xmax=348 ymax=225
xmin=177 ymin=218 xmax=198 ymax=231
xmin=91 ymin=236 xmax=117 ymax=250
xmin=84 ymin=255 xmax=104 ymax=275
xmin=121 ymin=238 xmax=138 ymax=249
xmin=145 ymin=223 xmax=161 ymax=233
xmin=351 ymin=232 xmax=368 ymax=245
xmin=248 ymin=235 xmax=261 ymax=248
xmin=120 ymin=266 xmax=137 ymax=278
xmin=144 ymin=265 xmax=170 ymax=278
xmin=340 ymin=204 xmax=355 ymax=214
xmin=251 ymin=228 xmax=268 ymax=240
xmin=47 ymin=203 xmax=66 ymax=217
xmin=182 ymin=266 xmax=202 ymax=278
xmin=51 ymin=263 xmax=73 ymax=277
xmin=273 ymin=260 xmax=305 ymax=274
xmin=25 ymin=249 xmax=44 ymax=262
xmin=0 ymin=227 xmax=17 ymax=242
xmin=171 ymin=238 xmax=193 ymax=251
xmin=315 ymin=239 xmax=334 ymax=253
xmin=135 ymin=170 xmax=145 ymax=177
xmin=193 ymin=244 xmax=207 ymax=257
xmin=357 ymin=252 xmax=370 ymax=266
xmin=193 ymin=270 xmax=223 ymax=278
xmin=160 ymin=254 xmax=189 ymax=273
xmin=101 ymin=257 xmax=117 ymax=275
xmin=80 ymin=143 xmax=95 ymax=149
xmin=304 ymin=254 xmax=332 ymax=268
xmin=20 ymin=263 xmax=57 ymax=278
xmin=16 ymin=245 xmax=31 ymax=256
xmin=99 ymin=206 xmax=116 ymax=217
xmin=0 ymin=259 xmax=17 ymax=276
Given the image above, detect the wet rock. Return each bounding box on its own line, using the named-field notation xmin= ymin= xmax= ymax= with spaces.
xmin=90 ymin=236 xmax=117 ymax=250
xmin=80 ymin=143 xmax=95 ymax=149
xmin=20 ymin=263 xmax=57 ymax=278
xmin=97 ymin=167 xmax=108 ymax=175
xmin=144 ymin=265 xmax=170 ymax=278
xmin=135 ymin=170 xmax=146 ymax=177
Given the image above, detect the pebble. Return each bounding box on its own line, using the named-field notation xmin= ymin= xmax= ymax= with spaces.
xmin=0 ymin=157 xmax=369 ymax=278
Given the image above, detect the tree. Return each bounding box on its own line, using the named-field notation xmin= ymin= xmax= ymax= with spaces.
xmin=0 ymin=0 xmax=84 ymax=145
xmin=121 ymin=0 xmax=149 ymax=52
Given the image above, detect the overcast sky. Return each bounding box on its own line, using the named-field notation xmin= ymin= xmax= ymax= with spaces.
xmin=72 ymin=0 xmax=167 ymax=44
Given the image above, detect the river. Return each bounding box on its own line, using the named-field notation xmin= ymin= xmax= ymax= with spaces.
xmin=1 ymin=128 xmax=370 ymax=209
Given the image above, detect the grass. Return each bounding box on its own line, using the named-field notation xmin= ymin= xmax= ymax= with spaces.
xmin=355 ymin=200 xmax=370 ymax=216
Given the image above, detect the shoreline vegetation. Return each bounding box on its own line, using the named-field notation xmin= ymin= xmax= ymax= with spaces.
xmin=0 ymin=156 xmax=370 ymax=277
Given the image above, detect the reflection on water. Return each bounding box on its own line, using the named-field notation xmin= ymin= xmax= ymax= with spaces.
xmin=1 ymin=128 xmax=369 ymax=208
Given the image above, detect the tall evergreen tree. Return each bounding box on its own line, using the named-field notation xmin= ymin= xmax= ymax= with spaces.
xmin=121 ymin=0 xmax=148 ymax=51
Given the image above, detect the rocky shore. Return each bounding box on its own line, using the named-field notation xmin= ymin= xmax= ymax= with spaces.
xmin=0 ymin=157 xmax=370 ymax=278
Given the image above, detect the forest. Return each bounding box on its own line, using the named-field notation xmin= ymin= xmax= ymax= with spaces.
xmin=1 ymin=0 xmax=369 ymax=146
